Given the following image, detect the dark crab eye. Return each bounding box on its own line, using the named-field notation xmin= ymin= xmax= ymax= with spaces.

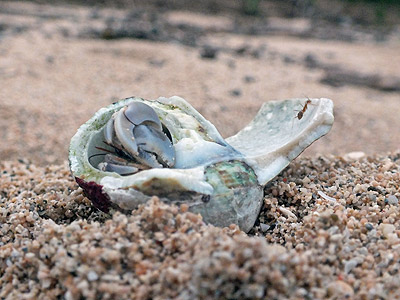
xmin=162 ymin=123 xmax=173 ymax=143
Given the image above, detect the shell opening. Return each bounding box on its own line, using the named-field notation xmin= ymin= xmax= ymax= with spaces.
xmin=87 ymin=98 xmax=243 ymax=177
xmin=88 ymin=103 xmax=176 ymax=175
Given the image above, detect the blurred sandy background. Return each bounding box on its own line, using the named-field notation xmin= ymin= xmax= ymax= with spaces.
xmin=0 ymin=0 xmax=399 ymax=166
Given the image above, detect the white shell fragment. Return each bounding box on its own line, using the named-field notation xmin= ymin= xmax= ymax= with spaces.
xmin=69 ymin=96 xmax=334 ymax=232
xmin=227 ymin=98 xmax=334 ymax=185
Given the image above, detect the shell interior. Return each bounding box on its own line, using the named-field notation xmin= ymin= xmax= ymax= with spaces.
xmin=70 ymin=96 xmax=244 ymax=202
xmin=227 ymin=98 xmax=334 ymax=185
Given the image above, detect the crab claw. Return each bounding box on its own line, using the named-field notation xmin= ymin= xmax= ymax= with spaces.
xmin=134 ymin=124 xmax=176 ymax=168
xmin=110 ymin=101 xmax=176 ymax=169
xmin=124 ymin=101 xmax=162 ymax=130
xmin=114 ymin=106 xmax=139 ymax=157
xmin=104 ymin=111 xmax=122 ymax=147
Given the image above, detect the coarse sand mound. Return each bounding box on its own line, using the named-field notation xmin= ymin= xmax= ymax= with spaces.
xmin=1 ymin=152 xmax=400 ymax=299
xmin=1 ymin=2 xmax=400 ymax=299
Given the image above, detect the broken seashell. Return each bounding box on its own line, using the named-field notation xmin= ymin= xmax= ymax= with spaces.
xmin=69 ymin=96 xmax=334 ymax=232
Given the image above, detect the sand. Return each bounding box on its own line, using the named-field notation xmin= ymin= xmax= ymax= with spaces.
xmin=2 ymin=154 xmax=400 ymax=299
xmin=1 ymin=1 xmax=400 ymax=299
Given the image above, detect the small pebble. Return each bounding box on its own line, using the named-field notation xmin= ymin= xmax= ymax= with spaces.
xmin=365 ymin=223 xmax=374 ymax=231
xmin=379 ymin=223 xmax=395 ymax=238
xmin=260 ymin=223 xmax=270 ymax=232
xmin=243 ymin=75 xmax=256 ymax=83
xmin=200 ymin=45 xmax=218 ymax=59
xmin=344 ymin=151 xmax=366 ymax=161
xmin=148 ymin=58 xmax=166 ymax=67
xmin=87 ymin=271 xmax=99 ymax=281
xmin=283 ymin=55 xmax=296 ymax=64
xmin=327 ymin=281 xmax=354 ymax=297
xmin=180 ymin=203 xmax=189 ymax=213
xmin=304 ymin=53 xmax=318 ymax=69
xmin=278 ymin=206 xmax=297 ymax=220
xmin=344 ymin=259 xmax=359 ymax=274
xmin=386 ymin=195 xmax=398 ymax=205
xmin=230 ymin=89 xmax=242 ymax=97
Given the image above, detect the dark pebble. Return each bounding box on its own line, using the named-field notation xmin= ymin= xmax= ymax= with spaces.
xmin=227 ymin=60 xmax=236 ymax=69
xmin=244 ymin=75 xmax=255 ymax=83
xmin=148 ymin=58 xmax=165 ymax=67
xmin=46 ymin=56 xmax=54 ymax=64
xmin=201 ymin=195 xmax=211 ymax=203
xmin=365 ymin=223 xmax=374 ymax=231
xmin=230 ymin=89 xmax=242 ymax=97
xmin=304 ymin=53 xmax=319 ymax=69
xmin=235 ymin=45 xmax=249 ymax=56
xmin=200 ymin=45 xmax=218 ymax=59
xmin=367 ymin=186 xmax=379 ymax=192
xmin=283 ymin=55 xmax=296 ymax=64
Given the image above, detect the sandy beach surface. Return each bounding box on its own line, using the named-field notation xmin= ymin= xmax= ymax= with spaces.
xmin=1 ymin=1 xmax=400 ymax=299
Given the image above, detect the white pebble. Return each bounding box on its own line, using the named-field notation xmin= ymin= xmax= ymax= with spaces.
xmin=387 ymin=195 xmax=398 ymax=205
xmin=379 ymin=223 xmax=395 ymax=238
xmin=317 ymin=191 xmax=337 ymax=203
xmin=87 ymin=270 xmax=99 ymax=281
xmin=344 ymin=259 xmax=359 ymax=274
xmin=330 ymin=234 xmax=342 ymax=243
xmin=278 ymin=207 xmax=297 ymax=220
xmin=344 ymin=151 xmax=365 ymax=161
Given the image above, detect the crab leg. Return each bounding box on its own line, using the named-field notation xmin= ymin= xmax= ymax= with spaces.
xmin=97 ymin=154 xmax=150 ymax=176
xmin=98 ymin=162 xmax=139 ymax=176
xmin=104 ymin=112 xmax=117 ymax=145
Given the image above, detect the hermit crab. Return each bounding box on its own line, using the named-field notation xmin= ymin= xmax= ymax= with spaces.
xmin=69 ymin=96 xmax=334 ymax=232
xmin=97 ymin=101 xmax=175 ymax=175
